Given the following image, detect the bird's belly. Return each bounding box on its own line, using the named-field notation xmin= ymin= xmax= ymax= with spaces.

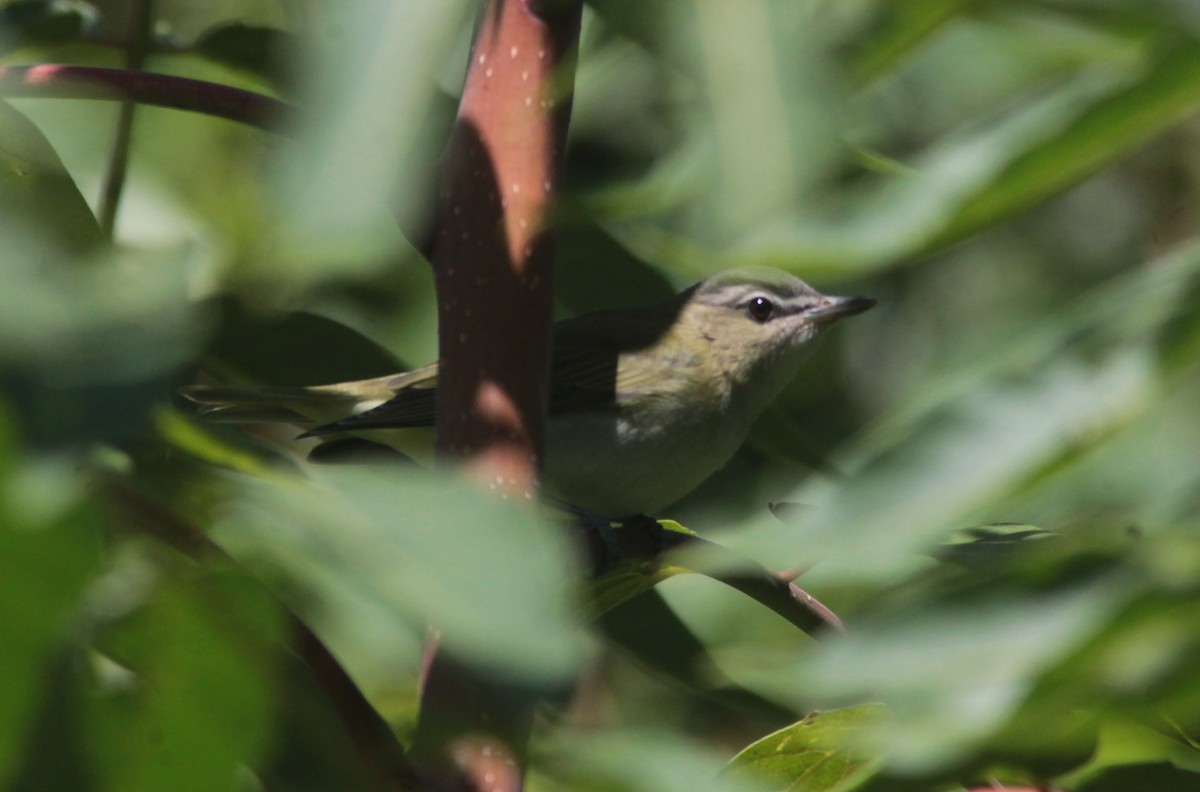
xmin=542 ymin=407 xmax=740 ymax=517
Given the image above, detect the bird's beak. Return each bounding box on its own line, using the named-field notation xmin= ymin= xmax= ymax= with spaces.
xmin=805 ymin=294 xmax=876 ymax=325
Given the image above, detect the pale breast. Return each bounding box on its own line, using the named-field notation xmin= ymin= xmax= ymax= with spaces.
xmin=541 ymin=396 xmax=746 ymax=517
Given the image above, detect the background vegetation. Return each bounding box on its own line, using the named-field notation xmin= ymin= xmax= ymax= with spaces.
xmin=3 ymin=1 xmax=1200 ymax=790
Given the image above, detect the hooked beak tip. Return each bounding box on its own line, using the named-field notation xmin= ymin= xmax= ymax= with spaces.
xmin=808 ymin=294 xmax=876 ymax=324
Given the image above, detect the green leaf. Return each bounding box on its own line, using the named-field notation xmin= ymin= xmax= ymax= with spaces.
xmin=0 ymin=1 xmax=97 ymax=55
xmin=724 ymin=704 xmax=887 ymax=792
xmin=1077 ymin=761 xmax=1200 ymax=791
xmin=215 ymin=465 xmax=586 ymax=684
xmin=88 ymin=563 xmax=282 ymax=792
xmin=271 ymin=1 xmax=472 ymax=280
xmin=555 ymin=222 xmax=677 ymax=315
xmin=0 ymin=244 xmax=202 ymax=448
xmin=936 ymin=523 xmax=1055 ymax=567
xmin=783 ymin=351 xmax=1151 ymax=582
xmin=734 ymin=36 xmax=1200 ymax=275
xmin=194 ymin=23 xmax=298 ymax=89
xmin=0 ymin=99 xmax=102 ymax=256
xmin=850 ymin=0 xmax=976 ymax=85
xmin=763 ymin=576 xmax=1133 ymax=773
xmin=543 ymin=728 xmax=768 ymax=792
xmin=0 ymin=465 xmax=103 ymax=787
xmin=201 ymin=297 xmax=404 ymax=386
xmin=925 ymin=37 xmax=1200 ymax=252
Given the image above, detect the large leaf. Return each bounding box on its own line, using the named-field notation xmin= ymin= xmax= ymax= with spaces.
xmin=724 ymin=704 xmax=887 ymax=792
xmin=688 ymin=36 xmax=1200 ymax=276
xmin=0 ymin=98 xmax=101 ymax=256
xmin=214 ymin=465 xmax=587 ymax=684
xmin=86 ymin=562 xmax=283 ymax=792
xmin=0 ymin=439 xmax=102 ymax=787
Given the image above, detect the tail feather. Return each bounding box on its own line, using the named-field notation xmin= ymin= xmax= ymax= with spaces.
xmin=180 ymin=383 xmax=360 ymax=426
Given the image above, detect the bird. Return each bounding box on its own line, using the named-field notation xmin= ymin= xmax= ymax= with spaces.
xmin=183 ymin=268 xmax=874 ymax=517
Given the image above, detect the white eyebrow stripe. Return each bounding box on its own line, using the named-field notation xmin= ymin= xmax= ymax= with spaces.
xmin=695 ymin=283 xmax=815 ymax=311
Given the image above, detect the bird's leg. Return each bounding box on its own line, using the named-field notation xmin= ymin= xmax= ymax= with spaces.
xmin=555 ymin=501 xmax=623 ymax=576
xmin=555 ymin=502 xmax=670 ymax=577
xmin=616 ymin=513 xmax=669 ymax=559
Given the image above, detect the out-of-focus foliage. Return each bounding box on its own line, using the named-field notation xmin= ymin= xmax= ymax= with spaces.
xmin=3 ymin=0 xmax=1200 ymax=790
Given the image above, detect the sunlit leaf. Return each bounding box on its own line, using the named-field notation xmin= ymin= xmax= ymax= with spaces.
xmin=724 ymin=704 xmax=887 ymax=792
xmin=542 ymin=729 xmax=768 ymax=792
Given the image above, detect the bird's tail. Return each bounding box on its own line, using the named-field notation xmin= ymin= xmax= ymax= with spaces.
xmin=180 ymin=383 xmax=359 ymax=426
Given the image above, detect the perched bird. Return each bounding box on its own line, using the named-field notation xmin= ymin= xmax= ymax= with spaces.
xmin=184 ymin=268 xmax=874 ymax=517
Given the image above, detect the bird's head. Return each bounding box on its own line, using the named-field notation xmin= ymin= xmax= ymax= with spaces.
xmin=679 ymin=267 xmax=875 ymax=390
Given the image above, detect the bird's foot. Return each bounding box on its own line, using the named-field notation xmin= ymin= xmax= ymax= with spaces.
xmin=556 ymin=502 xmax=667 ymax=577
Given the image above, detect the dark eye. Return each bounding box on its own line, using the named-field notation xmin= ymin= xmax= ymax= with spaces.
xmin=746 ymin=296 xmax=774 ymax=322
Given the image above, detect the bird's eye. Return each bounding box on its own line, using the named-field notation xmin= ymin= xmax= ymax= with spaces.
xmin=746 ymin=296 xmax=774 ymax=322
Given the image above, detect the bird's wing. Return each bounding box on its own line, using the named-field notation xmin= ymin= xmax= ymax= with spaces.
xmin=299 ymin=363 xmax=439 ymax=436
xmin=303 ymin=307 xmax=677 ymax=434
xmin=547 ymin=308 xmax=675 ymax=411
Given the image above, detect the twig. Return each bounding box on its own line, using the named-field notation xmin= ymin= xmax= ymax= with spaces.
xmin=97 ymin=0 xmax=156 ymax=237
xmin=589 ymin=520 xmax=844 ymax=636
xmin=0 ymin=64 xmax=295 ymax=131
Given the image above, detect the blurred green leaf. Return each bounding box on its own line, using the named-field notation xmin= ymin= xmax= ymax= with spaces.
xmin=784 ymin=350 xmax=1151 ymax=581
xmin=0 ymin=98 xmax=101 ymax=256
xmin=1077 ymin=761 xmax=1200 ymax=791
xmin=850 ymin=0 xmax=975 ymax=85
xmin=925 ymin=37 xmax=1200 ymax=252
xmin=785 ymin=574 xmax=1130 ymax=773
xmin=0 ymin=456 xmax=103 ymax=787
xmin=555 ymin=222 xmax=677 ymax=315
xmin=194 ymin=23 xmax=298 ymax=90
xmin=214 ymin=465 xmax=586 ymax=683
xmin=8 ymin=648 xmax=96 ymax=792
xmin=541 ymin=729 xmax=768 ymax=792
xmin=270 ymin=0 xmax=471 ymax=281
xmin=732 ymin=36 xmax=1200 ymax=275
xmin=724 ymin=704 xmax=887 ymax=792
xmin=0 ymin=1 xmax=97 ymax=55
xmin=936 ymin=523 xmax=1055 ymax=566
xmin=0 ymin=243 xmax=202 ymax=448
xmin=200 ymin=297 xmax=404 ymax=386
xmin=87 ymin=563 xmax=282 ymax=792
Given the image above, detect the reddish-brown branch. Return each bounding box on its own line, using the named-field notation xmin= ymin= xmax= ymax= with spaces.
xmin=414 ymin=1 xmax=582 ymax=790
xmin=0 ymin=64 xmax=294 ymax=131
xmin=429 ymin=0 xmax=579 ymax=489
xmin=592 ymin=521 xmax=844 ymax=636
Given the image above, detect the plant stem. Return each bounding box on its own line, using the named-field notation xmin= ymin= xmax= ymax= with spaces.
xmin=97 ymin=0 xmax=156 ymax=238
xmin=413 ymin=1 xmax=583 ymax=790
xmin=0 ymin=65 xmax=294 ymax=133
